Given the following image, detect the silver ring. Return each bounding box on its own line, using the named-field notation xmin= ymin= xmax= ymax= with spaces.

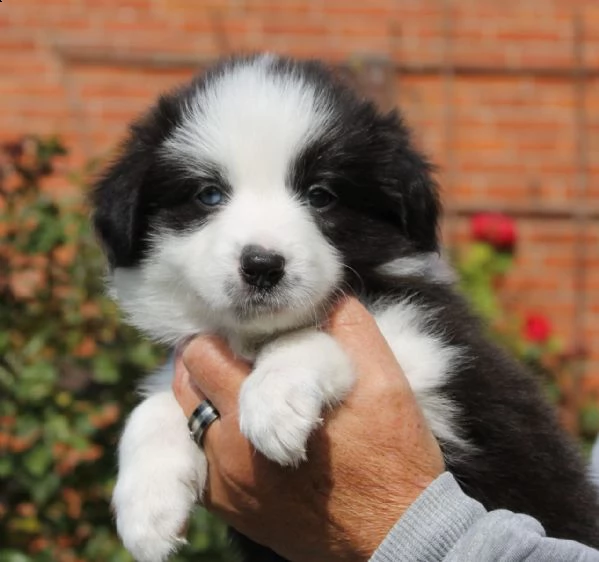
xmin=188 ymin=399 xmax=220 ymax=448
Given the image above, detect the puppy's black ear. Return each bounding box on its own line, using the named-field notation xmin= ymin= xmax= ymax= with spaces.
xmin=381 ymin=110 xmax=441 ymax=253
xmin=90 ymin=138 xmax=149 ymax=268
xmin=90 ymin=92 xmax=185 ymax=267
xmin=399 ymin=152 xmax=441 ymax=253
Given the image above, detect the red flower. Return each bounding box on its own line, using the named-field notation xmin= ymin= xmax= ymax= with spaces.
xmin=524 ymin=314 xmax=552 ymax=344
xmin=471 ymin=213 xmax=517 ymax=251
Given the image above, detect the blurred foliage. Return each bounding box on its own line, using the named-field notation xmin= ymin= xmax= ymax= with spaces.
xmin=453 ymin=232 xmax=599 ymax=453
xmin=0 ymin=138 xmax=232 ymax=561
xmin=1 ymin=138 xmax=596 ymax=562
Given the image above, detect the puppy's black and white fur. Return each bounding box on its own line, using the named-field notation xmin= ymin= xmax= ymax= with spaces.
xmin=92 ymin=54 xmax=599 ymax=561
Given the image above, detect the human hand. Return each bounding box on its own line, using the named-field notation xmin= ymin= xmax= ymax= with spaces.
xmin=173 ymin=298 xmax=444 ymax=562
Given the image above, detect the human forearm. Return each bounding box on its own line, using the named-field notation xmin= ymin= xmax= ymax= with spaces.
xmin=370 ymin=472 xmax=599 ymax=562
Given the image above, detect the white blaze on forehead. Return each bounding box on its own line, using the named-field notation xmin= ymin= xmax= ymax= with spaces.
xmin=163 ymin=56 xmax=333 ymax=191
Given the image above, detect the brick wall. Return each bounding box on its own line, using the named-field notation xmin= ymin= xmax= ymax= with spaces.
xmin=2 ymin=0 xmax=598 ymax=396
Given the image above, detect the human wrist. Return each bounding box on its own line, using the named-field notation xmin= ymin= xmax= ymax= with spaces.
xmin=368 ymin=472 xmax=487 ymax=562
xmin=338 ymin=475 xmax=437 ymax=560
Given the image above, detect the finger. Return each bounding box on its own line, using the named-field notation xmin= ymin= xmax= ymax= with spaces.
xmin=327 ymin=297 xmax=409 ymax=390
xmin=182 ymin=335 xmax=251 ymax=414
xmin=172 ymin=353 xmax=222 ymax=460
xmin=328 ymin=297 xmax=378 ymax=335
xmin=173 ymin=352 xmax=206 ymax=418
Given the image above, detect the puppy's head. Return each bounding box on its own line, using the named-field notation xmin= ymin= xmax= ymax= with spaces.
xmin=91 ymin=54 xmax=442 ymax=343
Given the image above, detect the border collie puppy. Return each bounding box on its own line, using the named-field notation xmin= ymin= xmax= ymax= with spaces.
xmin=91 ymin=54 xmax=599 ymax=561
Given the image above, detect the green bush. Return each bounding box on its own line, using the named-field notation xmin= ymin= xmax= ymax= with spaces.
xmin=0 ymin=138 xmax=231 ymax=561
xmin=453 ymin=224 xmax=599 ymax=453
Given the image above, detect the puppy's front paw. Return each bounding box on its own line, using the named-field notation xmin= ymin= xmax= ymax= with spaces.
xmin=239 ymin=365 xmax=324 ymax=466
xmin=113 ymin=390 xmax=207 ymax=562
xmin=239 ymin=366 xmax=323 ymax=465
xmin=113 ymin=460 xmax=201 ymax=562
xmin=238 ymin=331 xmax=355 ymax=467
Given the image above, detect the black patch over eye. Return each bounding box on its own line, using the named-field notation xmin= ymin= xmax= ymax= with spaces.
xmin=196 ymin=185 xmax=225 ymax=207
xmin=307 ymin=185 xmax=337 ymax=210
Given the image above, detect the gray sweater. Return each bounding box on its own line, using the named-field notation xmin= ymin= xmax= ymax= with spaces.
xmin=370 ymin=472 xmax=599 ymax=562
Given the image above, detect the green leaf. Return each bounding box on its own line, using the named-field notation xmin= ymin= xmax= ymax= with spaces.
xmin=543 ymin=382 xmax=561 ymax=403
xmin=29 ymin=472 xmax=60 ymax=504
xmin=23 ymin=445 xmax=53 ymax=477
xmin=14 ymin=364 xmax=56 ymax=402
xmin=0 ymin=549 xmax=34 ymax=562
xmin=92 ymin=354 xmax=119 ymax=384
xmin=493 ymin=252 xmax=514 ymax=275
xmin=22 ymin=333 xmax=48 ymax=358
xmin=45 ymin=414 xmax=70 ymax=441
xmin=0 ymin=331 xmax=10 ymax=353
xmin=0 ymin=455 xmax=14 ymax=477
xmin=580 ymin=405 xmax=599 ymax=435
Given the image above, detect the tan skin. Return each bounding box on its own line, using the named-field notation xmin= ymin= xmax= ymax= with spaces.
xmin=173 ymin=298 xmax=444 ymax=562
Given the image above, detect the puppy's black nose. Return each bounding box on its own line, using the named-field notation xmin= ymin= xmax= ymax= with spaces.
xmin=240 ymin=245 xmax=285 ymax=289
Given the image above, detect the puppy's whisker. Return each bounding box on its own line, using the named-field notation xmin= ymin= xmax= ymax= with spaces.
xmin=341 ymin=264 xmax=364 ymax=296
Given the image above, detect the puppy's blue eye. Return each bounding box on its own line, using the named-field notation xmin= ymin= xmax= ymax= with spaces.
xmin=307 ymin=185 xmax=336 ymax=210
xmin=197 ymin=185 xmax=224 ymax=207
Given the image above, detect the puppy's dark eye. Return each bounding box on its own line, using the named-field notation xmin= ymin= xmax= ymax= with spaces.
xmin=197 ymin=185 xmax=225 ymax=207
xmin=307 ymin=185 xmax=337 ymax=210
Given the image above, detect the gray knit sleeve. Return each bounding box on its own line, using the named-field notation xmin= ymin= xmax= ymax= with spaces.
xmin=369 ymin=472 xmax=599 ymax=562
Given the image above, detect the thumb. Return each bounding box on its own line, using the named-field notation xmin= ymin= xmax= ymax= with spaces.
xmin=327 ymin=298 xmax=410 ymax=392
xmin=181 ymin=335 xmax=251 ymax=414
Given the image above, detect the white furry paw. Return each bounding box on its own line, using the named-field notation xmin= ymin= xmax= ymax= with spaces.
xmin=238 ymin=330 xmax=355 ymax=466
xmin=113 ymin=389 xmax=207 ymax=562
xmin=239 ymin=365 xmax=324 ymax=466
xmin=113 ymin=461 xmax=202 ymax=562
